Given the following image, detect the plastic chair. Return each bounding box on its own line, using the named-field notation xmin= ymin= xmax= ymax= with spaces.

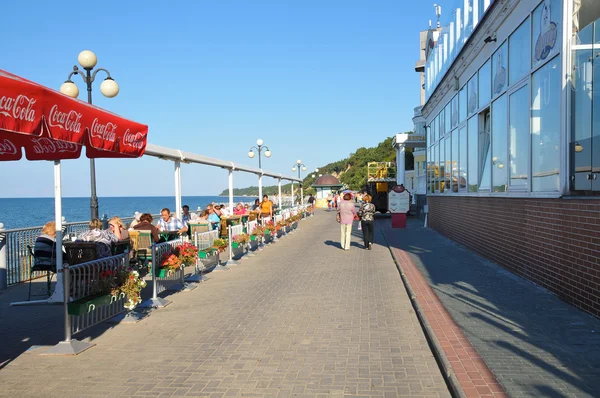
xmin=27 ymin=245 xmax=56 ymax=301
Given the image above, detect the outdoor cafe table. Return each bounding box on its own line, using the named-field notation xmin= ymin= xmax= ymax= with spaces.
xmin=159 ymin=231 xmax=182 ymax=242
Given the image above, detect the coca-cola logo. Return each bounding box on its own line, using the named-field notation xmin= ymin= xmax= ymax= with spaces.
xmin=30 ymin=137 xmax=79 ymax=155
xmin=48 ymin=104 xmax=82 ymax=134
xmin=0 ymin=138 xmax=17 ymax=155
xmin=90 ymin=118 xmax=117 ymax=143
xmin=122 ymin=129 xmax=145 ymax=149
xmin=0 ymin=94 xmax=36 ymax=122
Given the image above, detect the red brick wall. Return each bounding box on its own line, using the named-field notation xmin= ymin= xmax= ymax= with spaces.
xmin=428 ymin=196 xmax=600 ymax=318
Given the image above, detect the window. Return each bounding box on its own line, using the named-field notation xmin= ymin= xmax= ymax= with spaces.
xmin=445 ymin=103 xmax=451 ymax=133
xmin=468 ymin=116 xmax=479 ymax=192
xmin=532 ymin=0 xmax=561 ymax=69
xmin=459 ymin=126 xmax=467 ymax=191
xmin=434 ymin=116 xmax=438 ymax=142
xmin=434 ymin=143 xmax=440 ymax=191
xmin=451 ymin=95 xmax=459 ymax=128
xmin=439 ymin=109 xmax=446 ymax=137
xmin=479 ymin=109 xmax=492 ymax=191
xmin=492 ymin=43 xmax=508 ymax=97
xmin=531 ymin=56 xmax=560 ymax=191
xmin=509 ymin=19 xmax=531 ymax=85
xmin=459 ymin=86 xmax=467 ymax=122
xmin=509 ymin=86 xmax=530 ymax=188
xmin=428 ymin=147 xmax=434 ymax=193
xmin=492 ymin=95 xmax=508 ymax=192
xmin=452 ymin=129 xmax=459 ymax=192
xmin=479 ymin=60 xmax=491 ymax=108
xmin=439 ymin=138 xmax=445 ymax=193
xmin=445 ymin=136 xmax=452 ymax=194
xmin=468 ymin=73 xmax=478 ymax=116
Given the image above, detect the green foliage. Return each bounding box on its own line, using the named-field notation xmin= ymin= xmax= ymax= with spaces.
xmin=220 ymin=133 xmax=415 ymax=195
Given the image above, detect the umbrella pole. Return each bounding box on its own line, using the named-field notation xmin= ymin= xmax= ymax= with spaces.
xmin=43 ymin=160 xmax=95 ymax=356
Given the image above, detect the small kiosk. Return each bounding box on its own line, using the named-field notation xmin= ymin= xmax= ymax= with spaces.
xmin=388 ymin=185 xmax=410 ymax=228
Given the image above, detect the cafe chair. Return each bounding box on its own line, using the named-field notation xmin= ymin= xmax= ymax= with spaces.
xmin=63 ymin=242 xmax=100 ymax=266
xmin=26 ymin=245 xmax=56 ymax=301
xmin=112 ymin=238 xmax=132 ymax=255
xmin=129 ymin=231 xmax=153 ymax=271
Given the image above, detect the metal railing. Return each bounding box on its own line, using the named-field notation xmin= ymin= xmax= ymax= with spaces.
xmin=0 ymin=213 xmax=159 ymax=288
xmin=194 ymin=230 xmax=219 ymax=270
xmin=151 ymin=238 xmax=185 ymax=296
xmin=68 ymin=253 xmax=129 ymax=335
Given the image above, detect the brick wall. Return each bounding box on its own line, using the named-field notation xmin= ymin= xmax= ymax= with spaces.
xmin=428 ymin=196 xmax=600 ymax=318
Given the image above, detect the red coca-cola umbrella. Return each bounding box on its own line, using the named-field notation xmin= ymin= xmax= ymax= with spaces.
xmin=1 ymin=68 xmax=149 ymax=347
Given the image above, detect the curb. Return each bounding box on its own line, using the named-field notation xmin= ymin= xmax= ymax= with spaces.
xmin=382 ymin=229 xmax=466 ymax=398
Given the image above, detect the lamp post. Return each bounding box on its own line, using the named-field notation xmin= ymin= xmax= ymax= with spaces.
xmin=248 ymin=139 xmax=271 ymax=198
xmin=292 ymin=160 xmax=307 ymax=206
xmin=60 ymin=50 xmax=119 ymax=220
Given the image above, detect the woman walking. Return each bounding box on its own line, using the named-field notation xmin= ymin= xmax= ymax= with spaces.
xmin=357 ymin=194 xmax=376 ymax=250
xmin=338 ymin=193 xmax=357 ymax=251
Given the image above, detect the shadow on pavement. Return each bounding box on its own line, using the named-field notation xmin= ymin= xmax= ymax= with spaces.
xmin=382 ymin=217 xmax=600 ymax=398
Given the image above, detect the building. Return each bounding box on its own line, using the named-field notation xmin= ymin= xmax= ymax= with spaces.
xmin=312 ymin=175 xmax=344 ymax=208
xmin=418 ymin=0 xmax=600 ymax=318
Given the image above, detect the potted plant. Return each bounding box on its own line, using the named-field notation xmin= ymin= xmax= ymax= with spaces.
xmin=175 ymin=242 xmax=198 ymax=267
xmin=232 ymin=233 xmax=250 ymax=248
xmin=157 ymin=252 xmax=183 ymax=277
xmin=212 ymin=238 xmax=228 ymax=252
xmin=68 ymin=267 xmax=147 ymax=315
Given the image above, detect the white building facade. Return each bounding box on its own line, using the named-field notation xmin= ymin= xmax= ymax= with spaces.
xmin=421 ymin=0 xmax=600 ymax=318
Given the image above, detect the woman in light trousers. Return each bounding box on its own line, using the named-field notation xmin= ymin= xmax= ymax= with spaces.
xmin=338 ymin=193 xmax=357 ymax=250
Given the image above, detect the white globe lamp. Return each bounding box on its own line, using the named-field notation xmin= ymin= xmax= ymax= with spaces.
xmin=100 ymin=78 xmax=119 ymax=98
xmin=60 ymin=81 xmax=79 ymax=98
xmin=78 ymin=50 xmax=98 ymax=69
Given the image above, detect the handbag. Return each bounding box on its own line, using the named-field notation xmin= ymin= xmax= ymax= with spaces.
xmin=336 ymin=212 xmax=341 ymax=223
xmin=353 ymin=214 xmax=360 ymax=221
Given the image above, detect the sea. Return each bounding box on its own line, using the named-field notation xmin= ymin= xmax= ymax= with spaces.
xmin=0 ymin=196 xmax=258 ymax=230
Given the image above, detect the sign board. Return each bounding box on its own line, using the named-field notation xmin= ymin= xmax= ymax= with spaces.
xmin=388 ymin=185 xmax=410 ymax=213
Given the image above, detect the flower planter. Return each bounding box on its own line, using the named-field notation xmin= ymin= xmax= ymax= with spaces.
xmin=292 ymin=222 xmax=298 ymax=229
xmin=232 ymin=242 xmax=240 ymax=249
xmin=155 ymin=268 xmax=170 ymax=278
xmin=68 ymin=293 xmax=121 ymax=316
xmin=250 ymin=235 xmax=257 ymax=241
xmin=198 ymin=248 xmax=217 ymax=259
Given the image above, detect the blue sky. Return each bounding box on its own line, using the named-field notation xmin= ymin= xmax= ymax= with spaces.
xmin=0 ymin=0 xmax=436 ymax=197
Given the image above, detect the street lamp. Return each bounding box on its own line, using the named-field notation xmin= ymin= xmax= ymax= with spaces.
xmin=60 ymin=50 xmax=119 ymax=220
xmin=248 ymin=139 xmax=272 ymax=198
xmin=292 ymin=160 xmax=307 ymax=206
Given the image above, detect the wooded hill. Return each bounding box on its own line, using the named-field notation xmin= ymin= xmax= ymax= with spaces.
xmin=219 ymin=135 xmax=413 ymax=196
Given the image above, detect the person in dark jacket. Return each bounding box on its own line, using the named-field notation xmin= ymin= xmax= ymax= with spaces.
xmin=34 ymin=221 xmax=57 ymax=270
xmin=357 ymin=194 xmax=376 ymax=250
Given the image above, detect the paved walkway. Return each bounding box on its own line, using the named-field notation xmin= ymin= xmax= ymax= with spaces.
xmin=0 ymin=212 xmax=451 ymax=398
xmin=383 ymin=218 xmax=600 ymax=398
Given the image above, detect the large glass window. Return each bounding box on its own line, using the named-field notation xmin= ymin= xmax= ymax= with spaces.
xmin=492 ymin=95 xmax=508 ymax=192
xmin=532 ymin=56 xmax=560 ymax=191
xmin=434 ymin=116 xmax=438 ymax=142
xmin=492 ymin=42 xmax=508 ymax=96
xmin=509 ymin=19 xmax=531 ymax=85
xmin=532 ymin=0 xmax=561 ymax=69
xmin=467 ymin=116 xmax=479 ymax=192
xmin=509 ymin=85 xmax=530 ymax=188
xmin=445 ymin=136 xmax=452 ymax=194
xmin=459 ymin=86 xmax=467 ymax=122
xmin=451 ymin=95 xmax=459 ymax=128
xmin=479 ymin=109 xmax=492 ymax=191
xmin=428 ymin=147 xmax=433 ymax=193
xmin=452 ymin=129 xmax=459 ymax=192
xmin=445 ymin=103 xmax=451 ymax=134
xmin=438 ymin=139 xmax=446 ymax=193
xmin=434 ymin=143 xmax=440 ymax=191
xmin=479 ymin=60 xmax=491 ymax=107
xmin=459 ymin=126 xmax=467 ymax=191
xmin=467 ymin=73 xmax=479 ymax=116
xmin=439 ymin=109 xmax=445 ymax=137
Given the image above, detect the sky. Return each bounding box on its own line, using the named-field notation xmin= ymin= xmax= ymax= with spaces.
xmin=0 ymin=0 xmax=438 ymax=197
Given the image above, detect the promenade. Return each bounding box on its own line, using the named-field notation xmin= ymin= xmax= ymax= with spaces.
xmin=1 ymin=210 xmax=599 ymax=397
xmin=0 ymin=212 xmax=450 ymax=398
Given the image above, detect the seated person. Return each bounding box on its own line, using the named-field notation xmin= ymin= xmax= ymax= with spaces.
xmin=219 ymin=205 xmax=232 ymax=217
xmin=128 ymin=212 xmax=142 ymax=229
xmin=109 ymin=216 xmax=129 ymax=240
xmin=34 ymin=221 xmax=58 ymax=271
xmin=206 ymin=204 xmax=221 ymax=229
xmin=132 ymin=213 xmax=160 ymax=243
xmin=181 ymin=205 xmax=192 ymax=226
xmin=77 ymin=218 xmax=118 ymax=258
xmin=156 ymin=207 xmax=188 ymax=235
xmin=233 ymin=203 xmax=247 ymax=215
xmin=251 ymin=199 xmax=260 ymax=212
